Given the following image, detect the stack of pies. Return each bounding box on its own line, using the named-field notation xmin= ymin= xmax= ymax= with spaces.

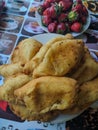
xmin=0 ymin=34 xmax=98 ymax=122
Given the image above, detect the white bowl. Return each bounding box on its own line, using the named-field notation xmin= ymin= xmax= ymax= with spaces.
xmin=35 ymin=9 xmax=91 ymax=37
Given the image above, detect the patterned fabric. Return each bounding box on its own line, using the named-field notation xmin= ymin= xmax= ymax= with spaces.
xmin=66 ymin=108 xmax=98 ymax=130
xmin=0 ymin=0 xmax=5 ymax=12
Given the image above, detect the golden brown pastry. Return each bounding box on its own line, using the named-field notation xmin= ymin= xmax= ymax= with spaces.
xmin=0 ymin=63 xmax=24 ymax=78
xmin=78 ymin=75 xmax=98 ymax=108
xmin=62 ymin=75 xmax=98 ymax=115
xmin=9 ymin=103 xmax=60 ymax=122
xmin=33 ymin=39 xmax=84 ymax=78
xmin=10 ymin=45 xmax=20 ymax=63
xmin=70 ymin=47 xmax=98 ymax=84
xmin=9 ymin=76 xmax=98 ymax=122
xmin=0 ymin=74 xmax=31 ymax=103
xmin=14 ymin=76 xmax=78 ymax=114
xmin=24 ymin=34 xmax=74 ymax=74
xmin=11 ymin=38 xmax=42 ymax=64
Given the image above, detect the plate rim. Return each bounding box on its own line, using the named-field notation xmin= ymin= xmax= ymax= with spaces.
xmin=0 ymin=17 xmax=18 ymax=30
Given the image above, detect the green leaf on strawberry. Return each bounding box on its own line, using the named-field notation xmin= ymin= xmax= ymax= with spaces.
xmin=68 ymin=11 xmax=79 ymax=22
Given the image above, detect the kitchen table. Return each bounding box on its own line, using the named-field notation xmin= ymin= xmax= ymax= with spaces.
xmin=0 ymin=0 xmax=98 ymax=130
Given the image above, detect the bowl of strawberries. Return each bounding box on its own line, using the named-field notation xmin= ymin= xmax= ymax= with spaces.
xmin=36 ymin=0 xmax=91 ymax=37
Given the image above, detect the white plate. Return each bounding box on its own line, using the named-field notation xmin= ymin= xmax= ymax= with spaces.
xmin=7 ymin=3 xmax=27 ymax=13
xmin=35 ymin=10 xmax=91 ymax=37
xmin=24 ymin=24 xmax=44 ymax=34
xmin=0 ymin=17 xmax=18 ymax=30
xmin=91 ymin=101 xmax=98 ymax=108
xmin=32 ymin=33 xmax=63 ymax=43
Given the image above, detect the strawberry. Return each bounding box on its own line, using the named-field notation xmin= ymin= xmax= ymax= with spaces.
xmin=49 ymin=5 xmax=58 ymax=18
xmin=42 ymin=15 xmax=52 ymax=26
xmin=59 ymin=0 xmax=66 ymax=11
xmin=80 ymin=15 xmax=87 ymax=24
xmin=59 ymin=0 xmax=72 ymax=11
xmin=58 ymin=13 xmax=68 ymax=22
xmin=45 ymin=0 xmax=60 ymax=3
xmin=65 ymin=22 xmax=71 ymax=32
xmin=48 ymin=22 xmax=57 ymax=32
xmin=76 ymin=0 xmax=82 ymax=4
xmin=71 ymin=22 xmax=82 ymax=32
xmin=72 ymin=3 xmax=83 ymax=14
xmin=82 ymin=6 xmax=88 ymax=16
xmin=43 ymin=8 xmax=51 ymax=16
xmin=45 ymin=0 xmax=53 ymax=3
xmin=42 ymin=1 xmax=50 ymax=9
xmin=56 ymin=22 xmax=67 ymax=34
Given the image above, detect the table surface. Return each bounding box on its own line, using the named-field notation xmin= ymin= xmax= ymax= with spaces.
xmin=0 ymin=0 xmax=98 ymax=130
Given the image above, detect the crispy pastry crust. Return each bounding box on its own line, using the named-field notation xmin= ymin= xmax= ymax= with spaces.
xmin=14 ymin=76 xmax=78 ymax=114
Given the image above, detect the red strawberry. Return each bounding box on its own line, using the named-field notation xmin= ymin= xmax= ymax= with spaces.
xmin=45 ymin=0 xmax=53 ymax=3
xmin=48 ymin=22 xmax=57 ymax=32
xmin=76 ymin=0 xmax=82 ymax=4
xmin=59 ymin=1 xmax=66 ymax=11
xmin=72 ymin=3 xmax=83 ymax=13
xmin=80 ymin=15 xmax=87 ymax=24
xmin=49 ymin=5 xmax=57 ymax=18
xmin=54 ymin=0 xmax=61 ymax=2
xmin=65 ymin=22 xmax=71 ymax=32
xmin=42 ymin=15 xmax=52 ymax=26
xmin=58 ymin=13 xmax=68 ymax=22
xmin=82 ymin=6 xmax=88 ymax=16
xmin=71 ymin=22 xmax=82 ymax=32
xmin=42 ymin=1 xmax=50 ymax=9
xmin=43 ymin=8 xmax=51 ymax=16
xmin=56 ymin=23 xmax=67 ymax=34
xmin=45 ymin=0 xmax=60 ymax=3
xmin=59 ymin=0 xmax=72 ymax=11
